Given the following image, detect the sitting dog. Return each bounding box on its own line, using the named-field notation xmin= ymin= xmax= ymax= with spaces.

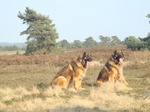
xmin=51 ymin=52 xmax=92 ymax=90
xmin=96 ymin=50 xmax=128 ymax=86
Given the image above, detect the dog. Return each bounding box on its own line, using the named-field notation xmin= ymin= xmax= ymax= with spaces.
xmin=96 ymin=50 xmax=128 ymax=86
xmin=51 ymin=52 xmax=92 ymax=90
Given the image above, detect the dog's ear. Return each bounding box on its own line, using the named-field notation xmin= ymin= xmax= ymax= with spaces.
xmin=83 ymin=52 xmax=86 ymax=56
xmin=82 ymin=52 xmax=87 ymax=60
xmin=120 ymin=50 xmax=124 ymax=57
xmin=111 ymin=50 xmax=117 ymax=58
xmin=114 ymin=50 xmax=117 ymax=55
xmin=77 ymin=55 xmax=81 ymax=61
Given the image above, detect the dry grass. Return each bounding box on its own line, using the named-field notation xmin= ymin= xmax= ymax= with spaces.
xmin=0 ymin=50 xmax=25 ymax=55
xmin=0 ymin=82 xmax=149 ymax=112
xmin=0 ymin=47 xmax=149 ymax=111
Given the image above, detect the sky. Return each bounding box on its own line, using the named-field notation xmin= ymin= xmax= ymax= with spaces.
xmin=0 ymin=0 xmax=150 ymax=43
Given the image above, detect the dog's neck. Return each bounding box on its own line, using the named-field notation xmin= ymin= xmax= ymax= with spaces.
xmin=72 ymin=60 xmax=87 ymax=72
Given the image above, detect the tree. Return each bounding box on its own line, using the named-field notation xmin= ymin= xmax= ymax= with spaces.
xmin=99 ymin=35 xmax=111 ymax=45
xmin=83 ymin=37 xmax=98 ymax=48
xmin=111 ymin=36 xmax=121 ymax=45
xmin=139 ymin=36 xmax=150 ymax=50
xmin=0 ymin=45 xmax=19 ymax=51
xmin=146 ymin=14 xmax=150 ymax=43
xmin=124 ymin=36 xmax=143 ymax=50
xmin=146 ymin=14 xmax=150 ymax=23
xmin=139 ymin=36 xmax=150 ymax=42
xmin=124 ymin=36 xmax=139 ymax=44
xmin=72 ymin=40 xmax=84 ymax=48
xmin=145 ymin=15 xmax=150 ymax=43
xmin=18 ymin=7 xmax=58 ymax=55
xmin=144 ymin=14 xmax=150 ymax=50
xmin=58 ymin=39 xmax=71 ymax=49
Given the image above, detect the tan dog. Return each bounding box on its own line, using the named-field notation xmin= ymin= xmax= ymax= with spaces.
xmin=51 ymin=52 xmax=92 ymax=90
xmin=97 ymin=50 xmax=128 ymax=86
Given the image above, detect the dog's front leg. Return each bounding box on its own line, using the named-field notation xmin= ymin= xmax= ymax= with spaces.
xmin=74 ymin=77 xmax=79 ymax=90
xmin=109 ymin=73 xmax=115 ymax=84
xmin=118 ymin=68 xmax=128 ymax=85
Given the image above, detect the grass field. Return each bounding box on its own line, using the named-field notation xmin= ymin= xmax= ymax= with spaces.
xmin=0 ymin=46 xmax=149 ymax=112
xmin=0 ymin=50 xmax=25 ymax=55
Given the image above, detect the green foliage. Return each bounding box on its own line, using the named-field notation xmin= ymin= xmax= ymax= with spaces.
xmin=124 ymin=36 xmax=139 ymax=44
xmin=139 ymin=36 xmax=150 ymax=50
xmin=72 ymin=40 xmax=84 ymax=48
xmin=99 ymin=35 xmax=111 ymax=45
xmin=18 ymin=7 xmax=58 ymax=55
xmin=57 ymin=39 xmax=71 ymax=49
xmin=139 ymin=36 xmax=150 ymax=42
xmin=50 ymin=46 xmax=65 ymax=54
xmin=57 ymin=36 xmax=123 ymax=50
xmin=146 ymin=14 xmax=150 ymax=18
xmin=124 ymin=36 xmax=149 ymax=50
xmin=111 ymin=36 xmax=121 ymax=45
xmin=57 ymin=37 xmax=99 ymax=50
xmin=99 ymin=35 xmax=122 ymax=46
xmin=83 ymin=37 xmax=98 ymax=48
xmin=0 ymin=45 xmax=22 ymax=51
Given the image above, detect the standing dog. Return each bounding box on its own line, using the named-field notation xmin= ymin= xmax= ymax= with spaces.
xmin=51 ymin=52 xmax=92 ymax=90
xmin=96 ymin=50 xmax=128 ymax=86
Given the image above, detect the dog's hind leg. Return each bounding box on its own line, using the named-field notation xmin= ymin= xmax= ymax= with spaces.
xmin=52 ymin=76 xmax=67 ymax=89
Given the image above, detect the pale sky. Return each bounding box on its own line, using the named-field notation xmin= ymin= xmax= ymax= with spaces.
xmin=0 ymin=0 xmax=150 ymax=43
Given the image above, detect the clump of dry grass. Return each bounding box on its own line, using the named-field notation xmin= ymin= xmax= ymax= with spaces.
xmin=131 ymin=50 xmax=150 ymax=62
xmin=90 ymin=82 xmax=134 ymax=110
xmin=0 ymin=82 xmax=149 ymax=112
xmin=0 ymin=86 xmax=39 ymax=101
xmin=89 ymin=61 xmax=102 ymax=67
xmin=43 ymin=86 xmax=64 ymax=97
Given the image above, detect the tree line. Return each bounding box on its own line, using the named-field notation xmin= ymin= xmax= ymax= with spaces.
xmin=58 ymin=36 xmax=121 ymax=49
xmin=58 ymin=36 xmax=150 ymax=50
xmin=1 ymin=35 xmax=149 ymax=52
xmin=0 ymin=45 xmax=25 ymax=51
xmin=17 ymin=7 xmax=150 ymax=55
